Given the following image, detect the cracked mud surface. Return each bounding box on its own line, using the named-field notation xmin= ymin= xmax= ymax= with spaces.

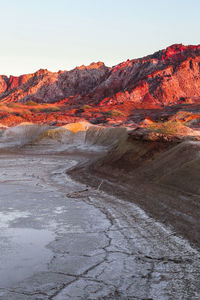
xmin=0 ymin=153 xmax=199 ymax=299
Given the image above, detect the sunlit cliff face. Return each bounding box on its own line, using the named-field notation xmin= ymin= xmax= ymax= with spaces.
xmin=0 ymin=44 xmax=200 ymax=127
xmin=63 ymin=122 xmax=90 ymax=133
xmin=76 ymin=62 xmax=105 ymax=70
xmin=160 ymin=44 xmax=200 ymax=60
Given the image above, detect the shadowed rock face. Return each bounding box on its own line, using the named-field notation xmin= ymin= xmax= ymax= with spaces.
xmin=1 ymin=44 xmax=200 ymax=106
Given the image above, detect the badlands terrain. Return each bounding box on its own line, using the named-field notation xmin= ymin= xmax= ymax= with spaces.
xmin=0 ymin=43 xmax=200 ymax=127
xmin=0 ymin=44 xmax=200 ymax=299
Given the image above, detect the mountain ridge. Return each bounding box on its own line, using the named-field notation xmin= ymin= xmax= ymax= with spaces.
xmin=1 ymin=43 xmax=200 ymax=107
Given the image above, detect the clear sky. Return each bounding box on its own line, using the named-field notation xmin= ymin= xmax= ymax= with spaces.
xmin=0 ymin=0 xmax=199 ymax=75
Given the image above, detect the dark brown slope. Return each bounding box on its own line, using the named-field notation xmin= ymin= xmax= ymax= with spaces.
xmin=69 ymin=131 xmax=200 ymax=248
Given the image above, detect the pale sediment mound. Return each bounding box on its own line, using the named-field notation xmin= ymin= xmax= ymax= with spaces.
xmin=0 ymin=122 xmax=128 ymax=153
xmin=140 ymin=117 xmax=155 ymax=126
xmin=0 ymin=123 xmax=8 ymax=129
xmin=0 ymin=123 xmax=49 ymax=148
xmin=35 ymin=122 xmax=128 ymax=150
xmin=16 ymin=122 xmax=35 ymax=126
xmin=62 ymin=121 xmax=91 ymax=133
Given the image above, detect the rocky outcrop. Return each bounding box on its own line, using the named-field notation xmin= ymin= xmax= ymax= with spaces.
xmin=0 ymin=64 xmax=110 ymax=103
xmin=98 ymin=44 xmax=200 ymax=107
xmin=1 ymin=44 xmax=200 ymax=107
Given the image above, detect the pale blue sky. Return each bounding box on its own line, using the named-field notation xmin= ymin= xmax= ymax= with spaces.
xmin=0 ymin=0 xmax=199 ymax=75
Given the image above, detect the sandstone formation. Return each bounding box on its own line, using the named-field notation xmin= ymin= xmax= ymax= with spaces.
xmin=1 ymin=44 xmax=200 ymax=127
xmin=0 ymin=44 xmax=200 ymax=107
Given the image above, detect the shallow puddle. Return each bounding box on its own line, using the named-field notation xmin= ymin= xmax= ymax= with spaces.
xmin=0 ymin=211 xmax=53 ymax=287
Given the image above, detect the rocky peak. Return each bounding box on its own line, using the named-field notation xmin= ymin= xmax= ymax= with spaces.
xmin=77 ymin=62 xmax=105 ymax=70
xmin=0 ymin=44 xmax=200 ymax=107
xmin=151 ymin=43 xmax=200 ymax=62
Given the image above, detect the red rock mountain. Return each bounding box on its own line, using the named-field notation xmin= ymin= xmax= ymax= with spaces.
xmin=1 ymin=44 xmax=200 ymax=107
